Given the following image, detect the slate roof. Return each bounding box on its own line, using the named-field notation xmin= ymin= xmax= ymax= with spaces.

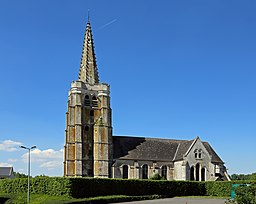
xmin=113 ymin=136 xmax=223 ymax=163
xmin=0 ymin=167 xmax=14 ymax=178
xmin=203 ymin=142 xmax=223 ymax=163
xmin=173 ymin=140 xmax=194 ymax=161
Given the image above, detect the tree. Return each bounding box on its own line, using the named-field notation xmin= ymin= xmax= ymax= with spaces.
xmin=13 ymin=171 xmax=27 ymax=178
xmin=231 ymin=173 xmax=256 ymax=180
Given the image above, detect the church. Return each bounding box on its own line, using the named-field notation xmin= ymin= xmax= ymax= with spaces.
xmin=63 ymin=19 xmax=230 ymax=181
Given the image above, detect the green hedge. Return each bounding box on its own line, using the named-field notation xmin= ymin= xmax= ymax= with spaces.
xmin=0 ymin=177 xmax=203 ymax=198
xmin=69 ymin=178 xmax=205 ymax=198
xmin=235 ymin=184 xmax=256 ymax=204
xmin=0 ymin=177 xmax=255 ymax=199
xmin=0 ymin=177 xmax=71 ymax=197
xmin=205 ymin=181 xmax=232 ymax=197
xmin=205 ymin=180 xmax=256 ymax=197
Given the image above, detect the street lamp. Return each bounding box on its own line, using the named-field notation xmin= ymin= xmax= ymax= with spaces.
xmin=20 ymin=145 xmax=36 ymax=203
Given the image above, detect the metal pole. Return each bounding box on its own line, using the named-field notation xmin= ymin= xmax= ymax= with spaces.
xmin=28 ymin=148 xmax=30 ymax=204
xmin=20 ymin=145 xmax=36 ymax=204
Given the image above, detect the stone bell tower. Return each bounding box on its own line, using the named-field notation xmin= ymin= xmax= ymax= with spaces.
xmin=64 ymin=18 xmax=113 ymax=178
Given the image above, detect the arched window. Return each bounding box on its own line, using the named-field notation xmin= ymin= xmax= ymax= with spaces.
xmin=198 ymin=149 xmax=202 ymax=159
xmin=194 ymin=149 xmax=198 ymax=159
xmin=161 ymin=165 xmax=167 ymax=180
xmin=195 ymin=163 xmax=200 ymax=181
xmin=123 ymin=165 xmax=128 ymax=179
xmin=195 ymin=149 xmax=203 ymax=159
xmin=85 ymin=126 xmax=89 ymax=131
xmin=201 ymin=167 xmax=206 ymax=181
xmin=190 ymin=166 xmax=195 ymax=181
xmin=84 ymin=95 xmax=90 ymax=106
xmin=142 ymin=164 xmax=148 ymax=179
xmin=92 ymin=95 xmax=98 ymax=107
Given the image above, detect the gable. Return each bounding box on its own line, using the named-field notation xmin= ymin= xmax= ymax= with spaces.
xmin=182 ymin=137 xmax=224 ymax=164
xmin=184 ymin=137 xmax=211 ymax=161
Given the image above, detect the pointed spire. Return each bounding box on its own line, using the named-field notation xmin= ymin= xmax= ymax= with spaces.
xmin=78 ymin=18 xmax=99 ymax=84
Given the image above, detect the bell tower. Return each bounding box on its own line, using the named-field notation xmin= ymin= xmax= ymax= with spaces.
xmin=64 ymin=18 xmax=113 ymax=178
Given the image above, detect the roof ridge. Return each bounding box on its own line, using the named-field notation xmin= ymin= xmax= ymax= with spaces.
xmin=172 ymin=143 xmax=180 ymax=161
xmin=113 ymin=135 xmax=193 ymax=142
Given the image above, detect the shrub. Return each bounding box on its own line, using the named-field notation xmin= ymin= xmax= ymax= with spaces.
xmin=205 ymin=181 xmax=232 ymax=197
xmin=149 ymin=173 xmax=165 ymax=180
xmin=235 ymin=185 xmax=256 ymax=204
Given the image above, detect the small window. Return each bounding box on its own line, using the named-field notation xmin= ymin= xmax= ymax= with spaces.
xmin=201 ymin=167 xmax=206 ymax=181
xmin=195 ymin=163 xmax=200 ymax=181
xmin=194 ymin=149 xmax=198 ymax=159
xmin=123 ymin=165 xmax=128 ymax=179
xmin=161 ymin=165 xmax=167 ymax=180
xmin=190 ymin=166 xmax=195 ymax=181
xmin=84 ymin=95 xmax=90 ymax=106
xmin=85 ymin=126 xmax=89 ymax=131
xmin=198 ymin=149 xmax=202 ymax=159
xmin=194 ymin=149 xmax=202 ymax=159
xmin=90 ymin=110 xmax=94 ymax=117
xmin=92 ymin=95 xmax=98 ymax=107
xmin=142 ymin=164 xmax=148 ymax=179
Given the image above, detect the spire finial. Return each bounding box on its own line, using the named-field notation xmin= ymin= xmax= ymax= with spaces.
xmin=87 ymin=9 xmax=90 ymax=23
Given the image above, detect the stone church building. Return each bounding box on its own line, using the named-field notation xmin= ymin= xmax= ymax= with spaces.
xmin=63 ymin=19 xmax=230 ymax=181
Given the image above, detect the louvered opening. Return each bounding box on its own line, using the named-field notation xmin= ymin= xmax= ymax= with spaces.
xmin=84 ymin=95 xmax=90 ymax=106
xmin=92 ymin=95 xmax=98 ymax=107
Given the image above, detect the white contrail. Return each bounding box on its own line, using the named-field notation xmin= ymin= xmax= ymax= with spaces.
xmin=98 ymin=19 xmax=117 ymax=30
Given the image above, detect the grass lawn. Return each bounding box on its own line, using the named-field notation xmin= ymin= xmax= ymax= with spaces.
xmin=0 ymin=193 xmax=71 ymax=204
xmin=0 ymin=193 xmax=162 ymax=204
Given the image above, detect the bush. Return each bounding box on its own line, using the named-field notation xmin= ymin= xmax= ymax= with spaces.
xmin=204 ymin=180 xmax=256 ymax=197
xmin=149 ymin=173 xmax=165 ymax=180
xmin=205 ymin=181 xmax=232 ymax=197
xmin=235 ymin=185 xmax=256 ymax=204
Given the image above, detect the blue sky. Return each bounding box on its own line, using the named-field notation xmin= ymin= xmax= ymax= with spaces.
xmin=0 ymin=0 xmax=255 ymax=176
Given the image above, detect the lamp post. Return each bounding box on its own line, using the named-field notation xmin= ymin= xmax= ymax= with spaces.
xmin=20 ymin=145 xmax=36 ymax=203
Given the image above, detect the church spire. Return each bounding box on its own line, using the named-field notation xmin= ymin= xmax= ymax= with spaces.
xmin=78 ymin=19 xmax=99 ymax=84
